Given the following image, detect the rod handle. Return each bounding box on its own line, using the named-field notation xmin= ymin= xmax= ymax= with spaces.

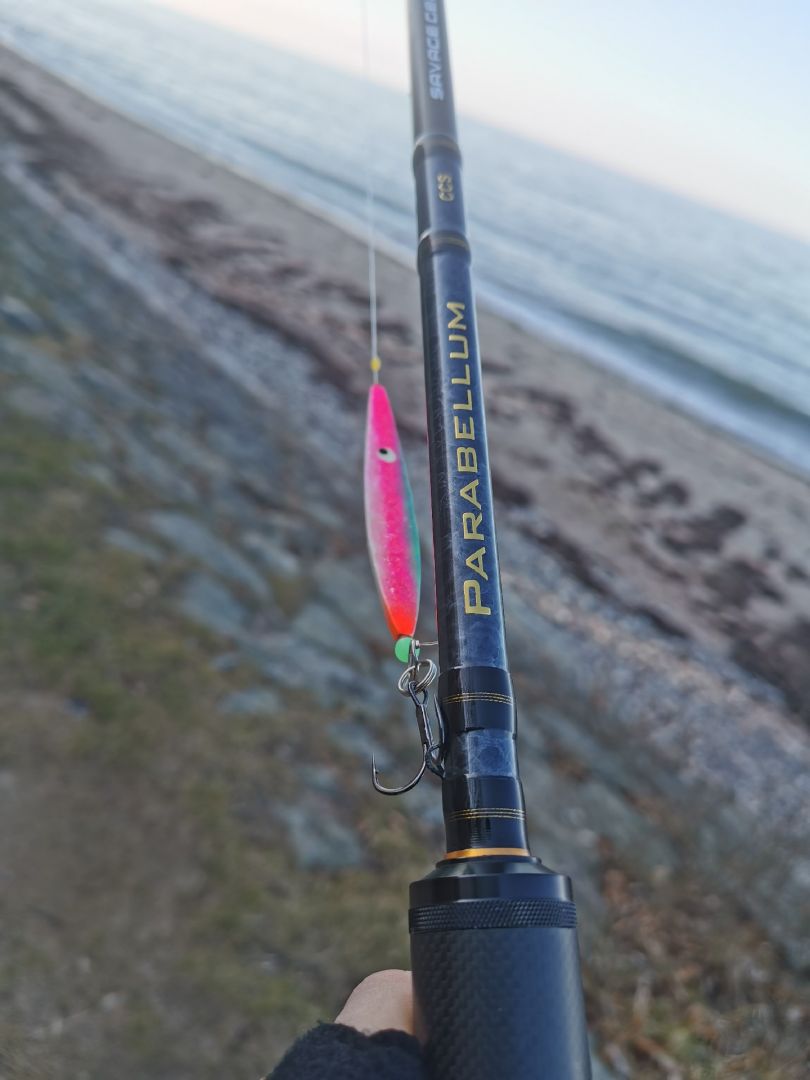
xmin=410 ymin=897 xmax=592 ymax=1079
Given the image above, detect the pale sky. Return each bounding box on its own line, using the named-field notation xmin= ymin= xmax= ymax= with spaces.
xmin=157 ymin=0 xmax=810 ymax=241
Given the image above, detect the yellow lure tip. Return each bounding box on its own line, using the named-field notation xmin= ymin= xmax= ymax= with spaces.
xmin=370 ymin=355 xmax=382 ymax=373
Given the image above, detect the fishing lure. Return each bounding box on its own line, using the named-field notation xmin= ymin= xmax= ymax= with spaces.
xmin=365 ymin=359 xmax=442 ymax=796
xmin=364 ymin=359 xmax=421 ymax=660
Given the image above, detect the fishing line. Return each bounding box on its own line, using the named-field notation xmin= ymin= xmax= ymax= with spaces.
xmin=360 ymin=0 xmax=380 ymax=379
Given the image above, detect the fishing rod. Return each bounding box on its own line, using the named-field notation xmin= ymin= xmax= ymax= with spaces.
xmin=402 ymin=3 xmax=592 ymax=1076
xmin=363 ymin=3 xmax=591 ymax=1077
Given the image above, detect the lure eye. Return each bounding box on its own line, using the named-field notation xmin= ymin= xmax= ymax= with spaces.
xmin=377 ymin=447 xmax=397 ymax=463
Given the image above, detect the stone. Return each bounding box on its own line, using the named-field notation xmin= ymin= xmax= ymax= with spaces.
xmin=248 ymin=638 xmax=356 ymax=709
xmin=218 ymin=687 xmax=281 ymax=716
xmin=120 ymin=433 xmax=197 ymax=503
xmin=8 ymin=383 xmax=112 ymax=451
xmin=75 ymin=462 xmax=119 ymax=491
xmin=313 ymin=557 xmax=380 ymax=643
xmin=0 ymin=294 xmax=47 ymax=334
xmin=210 ymin=652 xmax=242 ymax=672
xmin=275 ymin=802 xmax=365 ymax=870
xmin=300 ymin=765 xmax=341 ymax=796
xmin=242 ymin=531 xmax=301 ymax=582
xmin=147 ymin=511 xmax=270 ymax=598
xmin=0 ymin=342 xmax=73 ymax=387
xmin=152 ymin=424 xmax=228 ymax=479
xmin=290 ymin=601 xmax=360 ymax=663
xmin=177 ymin=573 xmax=248 ymax=639
xmin=574 ymin=779 xmax=678 ymax=878
xmin=77 ymin=364 xmax=152 ymax=414
xmin=328 ymin=721 xmax=393 ymax=770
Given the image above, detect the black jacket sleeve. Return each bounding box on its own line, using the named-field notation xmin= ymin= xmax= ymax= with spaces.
xmin=267 ymin=1022 xmax=427 ymax=1080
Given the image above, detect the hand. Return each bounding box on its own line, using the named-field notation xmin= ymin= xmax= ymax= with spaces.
xmin=335 ymin=969 xmax=415 ymax=1037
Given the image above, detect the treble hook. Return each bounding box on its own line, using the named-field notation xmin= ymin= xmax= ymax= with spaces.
xmin=373 ymin=682 xmax=447 ymax=794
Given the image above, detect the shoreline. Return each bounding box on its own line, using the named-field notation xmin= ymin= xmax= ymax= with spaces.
xmin=2 ymin=42 xmax=810 ymax=717
xmin=2 ymin=38 xmax=809 ymax=482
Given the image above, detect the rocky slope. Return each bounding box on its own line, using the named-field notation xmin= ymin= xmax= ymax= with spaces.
xmin=0 ymin=54 xmax=808 ymax=1080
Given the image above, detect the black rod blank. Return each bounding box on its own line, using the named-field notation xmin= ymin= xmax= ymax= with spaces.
xmin=408 ymin=0 xmax=529 ymax=862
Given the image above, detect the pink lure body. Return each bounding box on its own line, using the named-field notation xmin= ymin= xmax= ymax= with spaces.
xmin=364 ymin=383 xmax=421 ymax=640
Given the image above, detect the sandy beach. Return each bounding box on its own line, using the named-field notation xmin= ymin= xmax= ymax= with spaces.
xmin=5 ymin=46 xmax=810 ymax=687
xmin=1 ymin=41 xmax=809 ymax=1078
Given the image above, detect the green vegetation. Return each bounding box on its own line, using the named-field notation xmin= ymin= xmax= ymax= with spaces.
xmin=0 ymin=410 xmax=424 ymax=1077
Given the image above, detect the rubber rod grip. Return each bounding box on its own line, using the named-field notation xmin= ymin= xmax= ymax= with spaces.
xmin=410 ymin=899 xmax=592 ymax=1079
